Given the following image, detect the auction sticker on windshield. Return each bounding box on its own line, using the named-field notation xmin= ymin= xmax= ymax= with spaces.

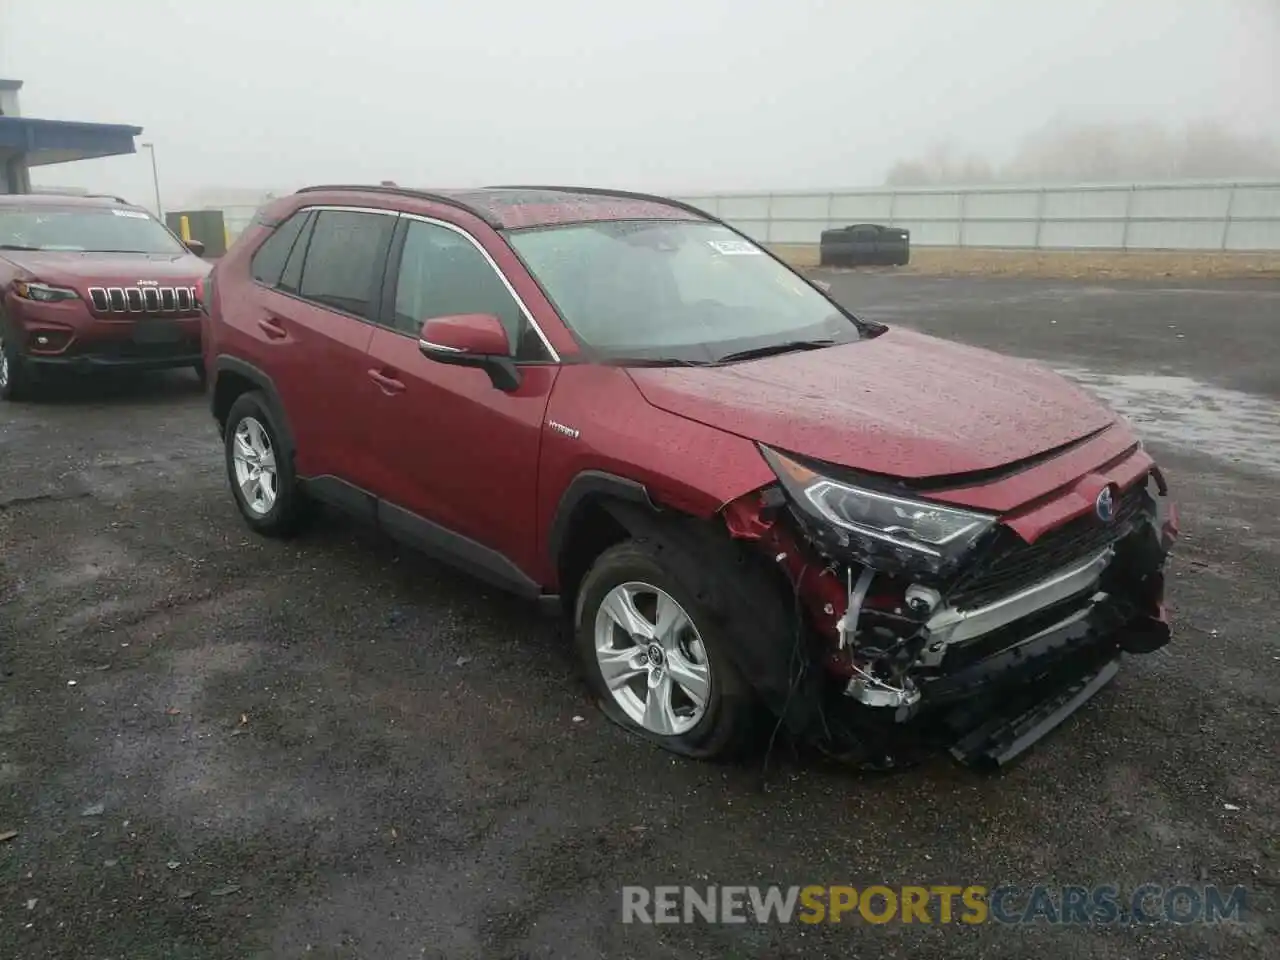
xmin=706 ymin=239 xmax=761 ymax=255
xmin=111 ymin=209 xmax=152 ymax=219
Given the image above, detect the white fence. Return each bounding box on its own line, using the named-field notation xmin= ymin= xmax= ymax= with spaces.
xmin=672 ymin=180 xmax=1280 ymax=252
xmin=212 ymin=180 xmax=1280 ymax=253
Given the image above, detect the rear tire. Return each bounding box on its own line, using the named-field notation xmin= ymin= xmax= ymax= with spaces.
xmin=224 ymin=391 xmax=310 ymax=537
xmin=574 ymin=538 xmax=755 ymax=760
xmin=193 ymin=361 xmax=207 ymax=388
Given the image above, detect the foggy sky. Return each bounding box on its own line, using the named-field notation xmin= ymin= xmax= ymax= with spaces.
xmin=1 ymin=0 xmax=1277 ymax=209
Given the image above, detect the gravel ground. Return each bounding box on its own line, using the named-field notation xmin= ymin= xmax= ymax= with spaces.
xmin=1 ymin=275 xmax=1278 ymax=959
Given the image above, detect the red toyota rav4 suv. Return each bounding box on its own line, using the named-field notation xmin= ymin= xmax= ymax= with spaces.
xmin=205 ymin=185 xmax=1177 ymax=768
xmin=0 ymin=193 xmax=209 ymax=401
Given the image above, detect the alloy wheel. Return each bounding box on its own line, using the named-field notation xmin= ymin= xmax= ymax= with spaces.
xmin=232 ymin=416 xmax=278 ymax=516
xmin=593 ymin=581 xmax=712 ymax=736
xmin=0 ymin=337 xmax=9 ymax=389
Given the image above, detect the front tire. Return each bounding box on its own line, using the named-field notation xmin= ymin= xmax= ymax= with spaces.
xmin=574 ymin=539 xmax=754 ymax=760
xmin=224 ymin=391 xmax=309 ymax=537
xmin=0 ymin=329 xmax=29 ymax=402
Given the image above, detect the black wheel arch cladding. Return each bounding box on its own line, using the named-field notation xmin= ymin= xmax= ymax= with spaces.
xmin=548 ymin=470 xmax=655 ymax=566
xmin=213 ymin=355 xmax=296 ymax=455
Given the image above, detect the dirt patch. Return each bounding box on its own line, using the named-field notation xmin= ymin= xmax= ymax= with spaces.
xmin=774 ymin=244 xmax=1280 ymax=280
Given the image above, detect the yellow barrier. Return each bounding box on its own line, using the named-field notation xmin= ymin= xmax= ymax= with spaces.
xmin=179 ymin=215 xmax=191 ymax=243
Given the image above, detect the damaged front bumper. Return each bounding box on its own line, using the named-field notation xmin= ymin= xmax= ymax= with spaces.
xmin=916 ymin=488 xmax=1175 ymax=766
xmin=724 ymin=465 xmax=1178 ymax=769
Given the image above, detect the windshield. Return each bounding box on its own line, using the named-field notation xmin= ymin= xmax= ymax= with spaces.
xmin=508 ymin=220 xmax=860 ymax=363
xmin=0 ymin=207 xmax=186 ymax=255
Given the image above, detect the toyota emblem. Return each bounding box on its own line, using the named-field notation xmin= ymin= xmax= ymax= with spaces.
xmin=1095 ymin=486 xmax=1116 ymax=522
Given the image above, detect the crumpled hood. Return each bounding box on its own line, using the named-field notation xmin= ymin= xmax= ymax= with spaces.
xmin=627 ymin=328 xmax=1118 ymax=480
xmin=0 ymin=249 xmax=209 ymax=286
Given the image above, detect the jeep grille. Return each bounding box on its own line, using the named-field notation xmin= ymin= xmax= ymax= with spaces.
xmin=88 ymin=286 xmax=199 ymax=315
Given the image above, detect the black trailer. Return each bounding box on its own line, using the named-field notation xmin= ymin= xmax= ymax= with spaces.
xmin=819 ymin=223 xmax=910 ymax=267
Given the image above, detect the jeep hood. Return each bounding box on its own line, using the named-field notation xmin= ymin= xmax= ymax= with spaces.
xmin=626 ymin=328 xmax=1118 ymax=481
xmin=0 ymin=249 xmax=209 ymax=285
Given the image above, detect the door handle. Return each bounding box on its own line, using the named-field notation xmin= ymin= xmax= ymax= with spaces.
xmin=368 ymin=369 xmax=406 ymax=394
xmin=257 ymin=318 xmax=288 ymax=340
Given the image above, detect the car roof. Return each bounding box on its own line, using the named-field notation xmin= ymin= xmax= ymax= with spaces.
xmin=0 ymin=193 xmax=144 ymax=211
xmin=294 ymin=184 xmax=711 ymax=230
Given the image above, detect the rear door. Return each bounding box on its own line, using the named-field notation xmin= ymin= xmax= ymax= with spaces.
xmin=248 ymin=206 xmax=396 ymax=487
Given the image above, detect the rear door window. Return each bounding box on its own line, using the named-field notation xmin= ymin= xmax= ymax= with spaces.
xmin=297 ymin=210 xmax=395 ymax=318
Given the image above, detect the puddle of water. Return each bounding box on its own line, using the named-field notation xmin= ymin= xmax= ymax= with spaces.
xmin=1055 ymin=368 xmax=1280 ymax=475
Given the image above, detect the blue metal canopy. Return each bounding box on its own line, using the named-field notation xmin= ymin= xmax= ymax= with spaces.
xmin=0 ymin=116 xmax=143 ymax=166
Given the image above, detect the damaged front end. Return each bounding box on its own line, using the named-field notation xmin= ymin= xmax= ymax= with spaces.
xmin=722 ymin=444 xmax=1179 ymax=769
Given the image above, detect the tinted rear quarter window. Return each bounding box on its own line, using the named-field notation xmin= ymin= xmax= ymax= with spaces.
xmin=298 ymin=210 xmax=393 ymax=317
xmin=279 ymin=212 xmax=315 ymax=293
xmin=249 ymin=210 xmax=310 ymax=286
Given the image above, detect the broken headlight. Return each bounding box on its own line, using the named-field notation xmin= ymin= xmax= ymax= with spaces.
xmin=760 ymin=445 xmax=997 ymax=577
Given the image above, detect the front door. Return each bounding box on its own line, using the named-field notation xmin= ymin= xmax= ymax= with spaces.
xmin=362 ymin=216 xmax=559 ymax=580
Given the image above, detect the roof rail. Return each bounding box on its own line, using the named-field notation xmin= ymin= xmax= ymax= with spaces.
xmin=292 ymin=183 xmax=503 ymax=227
xmin=27 ymin=190 xmax=134 ymax=205
xmin=487 ymin=184 xmax=716 ymax=221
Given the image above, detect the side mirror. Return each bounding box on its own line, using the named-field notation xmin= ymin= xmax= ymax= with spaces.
xmin=418 ymin=313 xmax=520 ymax=392
xmin=184 ymin=238 xmax=206 ymax=257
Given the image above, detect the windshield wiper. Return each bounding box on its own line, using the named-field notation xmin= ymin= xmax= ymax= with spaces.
xmin=715 ymin=339 xmax=837 ymax=364
xmin=615 ymin=357 xmax=711 ymax=368
xmin=0 ymin=244 xmax=41 ymax=251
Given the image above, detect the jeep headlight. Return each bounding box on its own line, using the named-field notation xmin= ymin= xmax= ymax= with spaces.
xmin=14 ymin=280 xmax=80 ymax=303
xmin=760 ymin=445 xmax=997 ymax=576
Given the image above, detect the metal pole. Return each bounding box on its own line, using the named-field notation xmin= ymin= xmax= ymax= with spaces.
xmin=142 ymin=142 xmax=162 ymax=219
xmin=1120 ymin=184 xmax=1135 ymax=251
xmin=1033 ymin=187 xmax=1047 ymax=249
xmin=1220 ymin=184 xmax=1236 ymax=251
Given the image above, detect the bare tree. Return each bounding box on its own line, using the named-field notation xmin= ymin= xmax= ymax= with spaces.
xmin=884 ymin=121 xmax=1280 ymax=185
xmin=884 ymin=141 xmax=996 ymax=186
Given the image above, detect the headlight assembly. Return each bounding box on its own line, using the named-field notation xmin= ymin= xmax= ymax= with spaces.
xmin=760 ymin=445 xmax=997 ymax=576
xmin=14 ymin=280 xmax=80 ymax=303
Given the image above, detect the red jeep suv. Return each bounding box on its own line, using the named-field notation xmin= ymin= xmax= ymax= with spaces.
xmin=205 ymin=184 xmax=1177 ymax=768
xmin=0 ymin=193 xmax=209 ymax=400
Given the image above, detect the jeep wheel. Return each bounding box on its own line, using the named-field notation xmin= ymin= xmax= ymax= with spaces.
xmin=224 ymin=391 xmax=309 ymax=537
xmin=0 ymin=331 xmax=29 ymax=402
xmin=574 ymin=539 xmax=753 ymax=760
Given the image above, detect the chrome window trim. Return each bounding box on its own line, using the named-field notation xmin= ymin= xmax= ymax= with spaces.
xmin=419 ymin=339 xmax=464 ymax=353
xmin=399 ymin=212 xmax=560 ymax=363
xmin=302 ymin=204 xmax=401 ymax=217
xmin=247 ymin=204 xmax=560 ymax=362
